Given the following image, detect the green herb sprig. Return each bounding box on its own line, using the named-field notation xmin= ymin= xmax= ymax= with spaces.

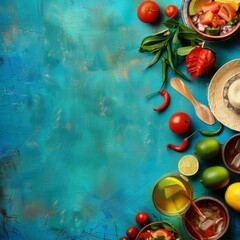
xmin=139 ymin=18 xmax=204 ymax=89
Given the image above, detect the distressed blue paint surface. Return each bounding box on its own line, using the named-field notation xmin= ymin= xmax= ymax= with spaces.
xmin=0 ymin=0 xmax=240 ymax=239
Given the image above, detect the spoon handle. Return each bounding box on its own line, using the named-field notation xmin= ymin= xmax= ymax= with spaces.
xmin=170 ymin=78 xmax=198 ymax=107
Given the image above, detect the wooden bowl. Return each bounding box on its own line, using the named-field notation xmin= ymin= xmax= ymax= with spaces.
xmin=136 ymin=221 xmax=183 ymax=240
xmin=182 ymin=0 xmax=240 ymax=41
xmin=182 ymin=196 xmax=230 ymax=240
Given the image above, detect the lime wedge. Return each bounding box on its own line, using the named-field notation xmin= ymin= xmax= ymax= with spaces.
xmin=189 ymin=0 xmax=212 ymax=16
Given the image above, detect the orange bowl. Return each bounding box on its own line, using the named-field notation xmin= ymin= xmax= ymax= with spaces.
xmin=184 ymin=0 xmax=240 ymax=41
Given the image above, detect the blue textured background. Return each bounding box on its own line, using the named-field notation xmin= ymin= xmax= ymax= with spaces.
xmin=0 ymin=0 xmax=240 ymax=239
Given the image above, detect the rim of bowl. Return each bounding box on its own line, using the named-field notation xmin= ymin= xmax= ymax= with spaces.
xmin=187 ymin=0 xmax=240 ymax=40
xmin=182 ymin=196 xmax=230 ymax=240
xmin=222 ymin=133 xmax=240 ymax=174
xmin=136 ymin=221 xmax=183 ymax=240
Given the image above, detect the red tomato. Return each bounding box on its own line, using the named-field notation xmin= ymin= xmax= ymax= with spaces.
xmin=202 ymin=2 xmax=220 ymax=13
xmin=218 ymin=3 xmax=236 ymax=22
xmin=137 ymin=1 xmax=160 ymax=23
xmin=126 ymin=226 xmax=139 ymax=239
xmin=169 ymin=112 xmax=191 ymax=135
xmin=119 ymin=237 xmax=128 ymax=240
xmin=135 ymin=212 xmax=150 ymax=225
xmin=151 ymin=229 xmax=174 ymax=240
xmin=164 ymin=5 xmax=178 ymax=18
xmin=211 ymin=14 xmax=219 ymax=28
xmin=200 ymin=10 xmax=214 ymax=25
xmin=137 ymin=231 xmax=152 ymax=239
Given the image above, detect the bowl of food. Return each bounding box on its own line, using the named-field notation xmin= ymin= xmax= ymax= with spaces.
xmin=222 ymin=133 xmax=240 ymax=174
xmin=182 ymin=196 xmax=230 ymax=240
xmin=136 ymin=221 xmax=183 ymax=240
xmin=183 ymin=0 xmax=240 ymax=40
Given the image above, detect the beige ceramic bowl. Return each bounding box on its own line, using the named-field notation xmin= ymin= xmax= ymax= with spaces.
xmin=187 ymin=0 xmax=240 ymax=41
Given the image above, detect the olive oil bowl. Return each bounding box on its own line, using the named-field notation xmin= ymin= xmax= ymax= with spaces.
xmin=222 ymin=133 xmax=240 ymax=174
xmin=182 ymin=196 xmax=230 ymax=240
xmin=181 ymin=0 xmax=240 ymax=41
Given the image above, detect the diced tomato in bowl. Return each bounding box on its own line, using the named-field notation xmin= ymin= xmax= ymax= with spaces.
xmin=135 ymin=221 xmax=182 ymax=240
xmin=187 ymin=0 xmax=240 ymax=40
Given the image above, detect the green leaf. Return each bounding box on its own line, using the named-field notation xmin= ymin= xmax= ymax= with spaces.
xmin=173 ymin=27 xmax=180 ymax=44
xmin=162 ymin=222 xmax=176 ymax=232
xmin=177 ymin=46 xmax=196 ymax=56
xmin=140 ymin=35 xmax=163 ymax=47
xmin=178 ymin=31 xmax=199 ymax=40
xmin=146 ymin=49 xmax=162 ymax=69
xmin=156 ymin=237 xmax=165 ymax=240
xmin=154 ymin=29 xmax=171 ymax=37
xmin=150 ymin=224 xmax=162 ymax=230
xmin=179 ymin=24 xmax=196 ymax=33
xmin=139 ymin=44 xmax=161 ymax=53
xmin=163 ymin=18 xmax=180 ymax=29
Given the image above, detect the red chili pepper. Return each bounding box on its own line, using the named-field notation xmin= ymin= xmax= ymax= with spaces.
xmin=153 ymin=89 xmax=170 ymax=112
xmin=166 ymin=130 xmax=197 ymax=152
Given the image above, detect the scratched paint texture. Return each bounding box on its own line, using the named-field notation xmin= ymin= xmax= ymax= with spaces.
xmin=1 ymin=0 xmax=240 ymax=239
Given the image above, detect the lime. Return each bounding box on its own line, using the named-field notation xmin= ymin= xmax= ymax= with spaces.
xmin=200 ymin=166 xmax=230 ymax=190
xmin=225 ymin=182 xmax=240 ymax=212
xmin=178 ymin=155 xmax=199 ymax=176
xmin=194 ymin=138 xmax=221 ymax=161
xmin=188 ymin=0 xmax=212 ymax=16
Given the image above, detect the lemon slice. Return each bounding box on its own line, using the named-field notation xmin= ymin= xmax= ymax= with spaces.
xmin=158 ymin=177 xmax=187 ymax=199
xmin=178 ymin=155 xmax=199 ymax=176
xmin=189 ymin=0 xmax=212 ymax=16
xmin=215 ymin=0 xmax=240 ymax=11
xmin=163 ymin=184 xmax=185 ymax=199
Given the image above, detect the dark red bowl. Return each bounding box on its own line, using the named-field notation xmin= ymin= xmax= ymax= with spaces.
xmin=182 ymin=196 xmax=230 ymax=240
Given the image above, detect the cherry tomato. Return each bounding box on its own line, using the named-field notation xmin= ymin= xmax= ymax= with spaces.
xmin=126 ymin=226 xmax=139 ymax=239
xmin=137 ymin=1 xmax=160 ymax=23
xmin=135 ymin=212 xmax=150 ymax=225
xmin=119 ymin=237 xmax=128 ymax=240
xmin=169 ymin=112 xmax=191 ymax=135
xmin=164 ymin=5 xmax=178 ymax=18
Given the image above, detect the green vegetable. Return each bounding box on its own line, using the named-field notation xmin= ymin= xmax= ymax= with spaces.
xmin=205 ymin=27 xmax=220 ymax=35
xmin=174 ymin=66 xmax=191 ymax=81
xmin=227 ymin=16 xmax=239 ymax=25
xmin=161 ymin=57 xmax=167 ymax=88
xmin=200 ymin=123 xmax=223 ymax=136
xmin=139 ymin=18 xmax=203 ymax=87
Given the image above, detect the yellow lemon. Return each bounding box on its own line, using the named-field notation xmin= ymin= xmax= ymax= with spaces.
xmin=225 ymin=182 xmax=240 ymax=212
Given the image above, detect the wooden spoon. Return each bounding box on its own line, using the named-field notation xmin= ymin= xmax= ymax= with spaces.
xmin=170 ymin=78 xmax=215 ymax=125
